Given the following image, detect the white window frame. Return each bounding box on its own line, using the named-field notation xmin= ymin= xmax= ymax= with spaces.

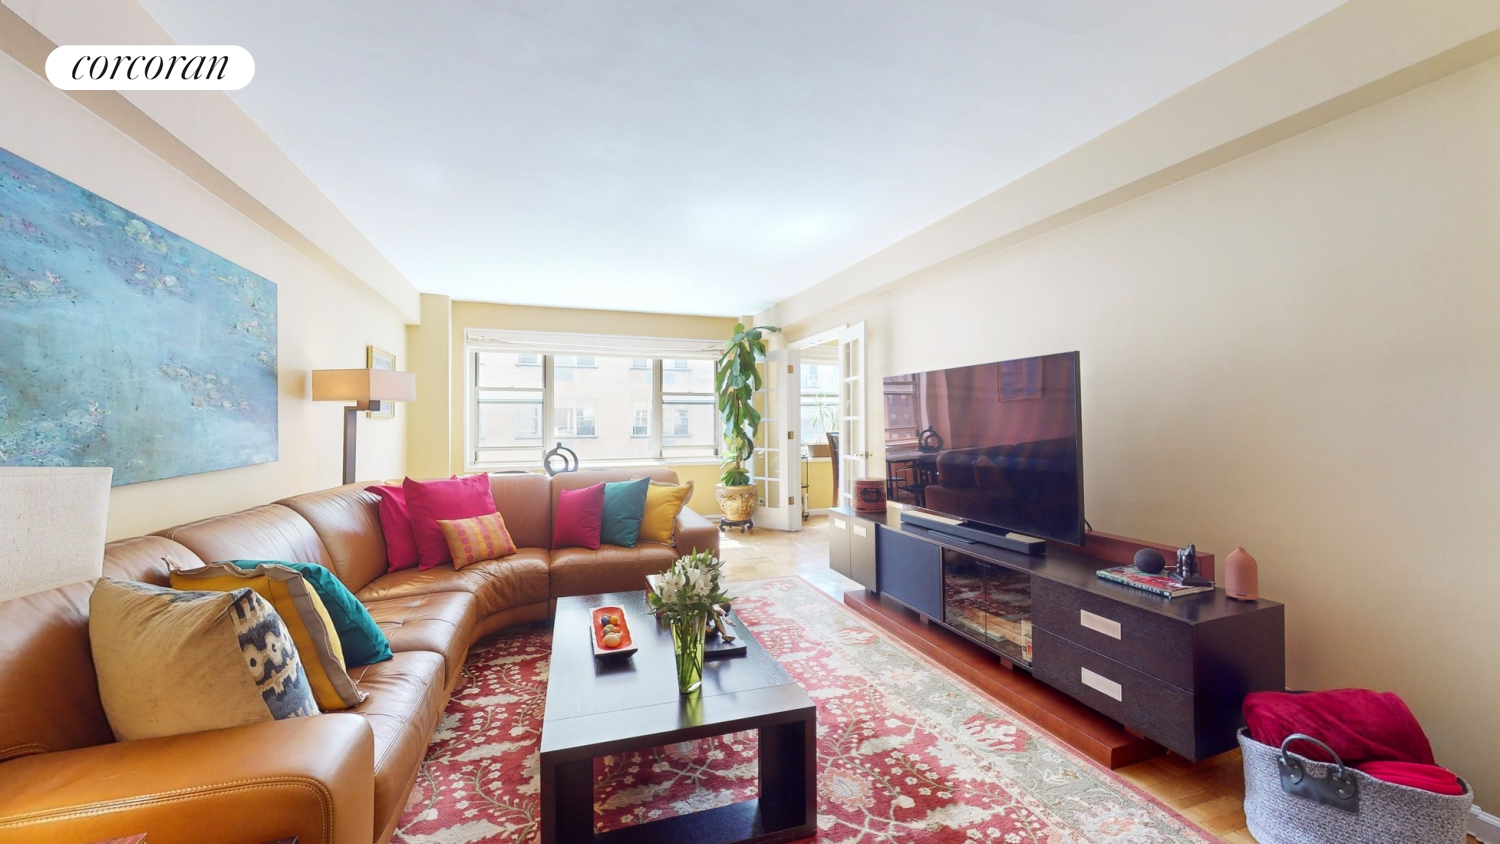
xmin=468 ymin=350 xmax=719 ymax=469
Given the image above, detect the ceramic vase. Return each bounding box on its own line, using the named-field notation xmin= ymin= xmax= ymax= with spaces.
xmin=670 ymin=613 xmax=707 ymax=694
xmin=1225 ymin=546 xmax=1259 ymax=601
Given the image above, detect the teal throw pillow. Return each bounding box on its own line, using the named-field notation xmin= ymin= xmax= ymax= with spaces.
xmin=599 ymin=477 xmax=651 ymax=547
xmin=230 ymin=560 xmax=393 ymax=667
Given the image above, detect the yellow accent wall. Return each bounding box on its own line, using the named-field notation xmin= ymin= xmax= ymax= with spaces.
xmin=804 ymin=459 xmax=834 ymax=511
xmin=399 ymin=299 xmax=737 ymax=515
xmin=769 ymin=52 xmax=1500 ymax=804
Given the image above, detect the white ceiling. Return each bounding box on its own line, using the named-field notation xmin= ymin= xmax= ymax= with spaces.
xmin=137 ymin=0 xmax=1343 ymax=317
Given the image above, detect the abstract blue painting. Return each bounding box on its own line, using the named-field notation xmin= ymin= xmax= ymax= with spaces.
xmin=0 ymin=146 xmax=277 ymax=486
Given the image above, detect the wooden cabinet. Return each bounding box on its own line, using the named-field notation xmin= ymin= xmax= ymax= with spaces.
xmin=829 ymin=506 xmax=1285 ymax=762
xmin=875 ymin=525 xmax=942 ymax=619
xmin=828 ymin=513 xmax=851 ymax=578
xmin=848 ymin=517 xmax=877 ymax=591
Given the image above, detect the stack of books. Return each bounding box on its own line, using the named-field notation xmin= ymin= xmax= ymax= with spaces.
xmin=1096 ymin=565 xmax=1214 ymax=599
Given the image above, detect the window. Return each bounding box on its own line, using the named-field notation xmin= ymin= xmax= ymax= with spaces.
xmin=800 ymin=360 xmax=840 ymax=445
xmin=469 ymin=350 xmax=718 ymax=466
xmin=884 ymin=374 xmax=918 ymax=445
xmin=660 ymin=358 xmax=717 ymax=458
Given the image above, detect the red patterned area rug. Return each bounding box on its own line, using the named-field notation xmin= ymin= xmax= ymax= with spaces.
xmin=393 ymin=577 xmax=1216 ymax=843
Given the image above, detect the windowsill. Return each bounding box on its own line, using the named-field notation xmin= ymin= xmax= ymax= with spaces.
xmin=467 ymin=455 xmax=724 ymax=473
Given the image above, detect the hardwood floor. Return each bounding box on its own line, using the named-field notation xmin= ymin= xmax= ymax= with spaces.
xmin=720 ymin=515 xmax=1246 ymax=844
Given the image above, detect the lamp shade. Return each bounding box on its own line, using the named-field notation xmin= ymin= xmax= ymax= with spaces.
xmin=311 ymin=369 xmax=416 ymax=403
xmin=0 ymin=467 xmax=112 ymax=603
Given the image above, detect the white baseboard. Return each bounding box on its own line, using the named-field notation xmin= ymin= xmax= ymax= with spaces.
xmin=1471 ymin=806 xmax=1500 ymax=843
xmin=806 ymin=508 xmax=831 ymax=517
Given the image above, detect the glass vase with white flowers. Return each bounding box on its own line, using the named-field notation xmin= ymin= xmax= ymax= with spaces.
xmin=647 ymin=550 xmax=731 ymax=694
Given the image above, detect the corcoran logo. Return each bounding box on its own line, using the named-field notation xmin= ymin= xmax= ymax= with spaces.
xmin=45 ymin=45 xmax=254 ymax=90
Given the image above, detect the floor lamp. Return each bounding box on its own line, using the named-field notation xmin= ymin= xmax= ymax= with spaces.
xmin=312 ymin=369 xmax=417 ymax=485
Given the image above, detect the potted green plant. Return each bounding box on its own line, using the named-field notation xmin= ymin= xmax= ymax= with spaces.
xmin=714 ymin=322 xmax=780 ymax=525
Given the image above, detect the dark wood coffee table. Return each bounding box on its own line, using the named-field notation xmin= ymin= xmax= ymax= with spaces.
xmin=540 ymin=591 xmax=816 ymax=844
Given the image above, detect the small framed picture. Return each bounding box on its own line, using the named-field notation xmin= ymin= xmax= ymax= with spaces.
xmin=998 ymin=358 xmax=1043 ymax=401
xmin=367 ymin=345 xmax=396 ymax=419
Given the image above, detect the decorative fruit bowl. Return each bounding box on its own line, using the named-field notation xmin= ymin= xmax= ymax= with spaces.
xmin=590 ymin=606 xmax=637 ymax=660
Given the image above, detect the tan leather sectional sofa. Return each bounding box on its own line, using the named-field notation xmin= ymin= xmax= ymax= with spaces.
xmin=0 ymin=468 xmax=718 ymax=844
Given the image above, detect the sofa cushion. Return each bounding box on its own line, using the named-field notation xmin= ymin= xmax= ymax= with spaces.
xmin=600 ymin=477 xmax=651 ymax=547
xmin=355 ymin=548 xmax=551 ymax=619
xmin=228 ymin=561 xmax=393 ymax=668
xmin=438 ymin=511 xmax=516 ymax=569
xmin=639 ymin=481 xmax=693 ymax=545
xmin=278 ymin=483 xmax=392 ymax=591
xmin=363 ymin=591 xmax=478 ymax=687
xmin=170 ymin=563 xmax=366 ymax=711
xmin=346 ymin=651 xmax=448 ymax=837
xmin=404 ymin=476 xmax=497 ymax=570
xmin=368 ymin=484 xmax=421 ymax=572
xmin=155 ymin=504 xmax=333 ymax=573
xmin=488 ymin=472 xmax=553 ymax=550
xmin=550 ymin=544 xmax=678 ymax=599
xmin=89 ymin=578 xmax=318 ymax=741
xmin=553 ymin=482 xmax=605 ymax=550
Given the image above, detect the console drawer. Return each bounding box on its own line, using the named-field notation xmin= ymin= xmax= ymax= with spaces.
xmin=1031 ymin=577 xmax=1195 ymax=691
xmin=1032 ymin=629 xmax=1197 ymax=759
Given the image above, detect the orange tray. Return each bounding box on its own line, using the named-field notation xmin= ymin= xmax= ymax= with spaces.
xmin=590 ymin=605 xmax=637 ymax=659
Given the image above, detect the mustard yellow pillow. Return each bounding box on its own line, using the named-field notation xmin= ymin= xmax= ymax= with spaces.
xmin=639 ymin=481 xmax=693 ymax=545
xmin=170 ymin=562 xmax=365 ymax=711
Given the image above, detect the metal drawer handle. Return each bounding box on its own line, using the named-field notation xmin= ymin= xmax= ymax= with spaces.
xmin=834 ymin=518 xmax=846 ymax=529
xmin=1081 ymin=667 xmax=1123 ymax=702
xmin=853 ymin=524 xmax=867 ymax=537
xmin=1080 ymin=609 xmax=1122 ymax=640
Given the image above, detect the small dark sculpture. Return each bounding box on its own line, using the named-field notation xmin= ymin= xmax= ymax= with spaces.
xmin=543 ymin=443 xmax=578 ymax=476
xmin=1173 ymin=543 xmax=1213 ymax=588
xmin=917 ymin=427 xmax=944 ymax=453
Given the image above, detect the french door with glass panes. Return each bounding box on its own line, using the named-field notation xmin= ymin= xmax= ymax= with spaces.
xmin=837 ymin=322 xmax=867 ymax=509
xmin=748 ymin=348 xmax=802 ymax=532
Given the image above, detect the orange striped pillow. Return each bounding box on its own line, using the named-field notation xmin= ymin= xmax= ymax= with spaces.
xmin=437 ymin=511 xmax=517 ymax=569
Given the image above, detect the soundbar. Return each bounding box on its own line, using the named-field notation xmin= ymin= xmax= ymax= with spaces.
xmin=899 ymin=508 xmax=1047 ymax=555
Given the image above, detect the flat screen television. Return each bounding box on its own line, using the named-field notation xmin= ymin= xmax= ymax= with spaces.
xmin=883 ymin=351 xmax=1083 ymax=545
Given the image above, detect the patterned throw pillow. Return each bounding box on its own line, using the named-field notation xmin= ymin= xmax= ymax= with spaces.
xmin=89 ymin=578 xmax=318 ymax=741
xmin=227 ymin=560 xmax=393 ymax=667
xmin=171 ymin=562 xmax=366 ymax=710
xmin=438 ymin=511 xmax=517 ymax=569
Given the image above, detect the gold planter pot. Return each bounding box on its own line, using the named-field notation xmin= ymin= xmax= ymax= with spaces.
xmin=715 ymin=484 xmax=757 ymax=523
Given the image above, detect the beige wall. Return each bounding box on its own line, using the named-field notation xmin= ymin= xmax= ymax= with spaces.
xmin=775 ymin=58 xmax=1500 ymax=804
xmin=0 ymin=51 xmax=409 ymax=540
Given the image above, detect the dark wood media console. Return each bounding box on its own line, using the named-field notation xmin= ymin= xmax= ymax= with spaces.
xmin=829 ymin=506 xmax=1285 ymax=762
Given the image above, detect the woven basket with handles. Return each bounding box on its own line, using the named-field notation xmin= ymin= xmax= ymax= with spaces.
xmin=1238 ymin=728 xmax=1472 ymax=844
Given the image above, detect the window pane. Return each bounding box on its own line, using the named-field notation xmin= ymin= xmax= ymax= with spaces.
xmin=476 ymin=391 xmax=543 ymax=452
xmin=661 ymin=359 xmax=713 ymax=390
xmin=662 ymin=395 xmax=716 ymax=457
xmin=478 ymin=352 xmax=543 ymax=388
xmin=554 ymin=356 xmax=653 ymax=461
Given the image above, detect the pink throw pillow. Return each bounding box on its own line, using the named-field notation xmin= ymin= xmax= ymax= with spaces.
xmin=370 ymin=484 xmax=420 ymax=571
xmin=404 ymin=475 xmax=498 ymax=570
xmin=553 ymin=482 xmax=606 ymax=550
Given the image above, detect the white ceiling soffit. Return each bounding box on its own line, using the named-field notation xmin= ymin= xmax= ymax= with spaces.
xmin=136 ymin=0 xmax=1345 ymax=317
